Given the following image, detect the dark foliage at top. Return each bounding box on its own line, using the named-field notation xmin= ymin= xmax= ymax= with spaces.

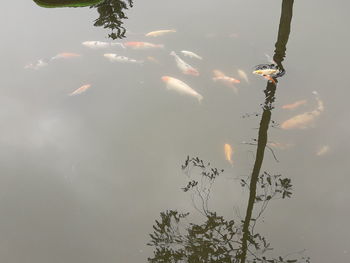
xmin=91 ymin=0 xmax=133 ymax=39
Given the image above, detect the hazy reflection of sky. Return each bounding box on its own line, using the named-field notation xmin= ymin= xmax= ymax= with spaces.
xmin=0 ymin=0 xmax=350 ymax=262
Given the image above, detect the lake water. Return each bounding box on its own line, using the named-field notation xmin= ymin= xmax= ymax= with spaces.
xmin=1 ymin=0 xmax=349 ymax=262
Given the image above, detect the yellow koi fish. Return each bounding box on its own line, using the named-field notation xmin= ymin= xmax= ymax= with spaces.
xmin=224 ymin=143 xmax=233 ymax=165
xmin=145 ymin=29 xmax=176 ymax=37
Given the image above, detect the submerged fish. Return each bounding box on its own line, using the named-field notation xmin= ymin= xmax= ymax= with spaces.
xmin=267 ymin=142 xmax=294 ymax=150
xmin=146 ymin=56 xmax=161 ymax=64
xmin=282 ymin=100 xmax=307 ymax=110
xmin=124 ymin=42 xmax=164 ymax=50
xmin=224 ymin=143 xmax=233 ymax=165
xmin=161 ymin=76 xmax=203 ymax=102
xmin=69 ymin=84 xmax=91 ymax=96
xmin=145 ymin=29 xmax=176 ymax=37
xmin=281 ymin=92 xmax=324 ymax=130
xmin=316 ymin=145 xmax=330 ymax=156
xmin=103 ymin=53 xmax=143 ymax=64
xmin=252 ymin=64 xmax=279 ymax=83
xmin=170 ymin=51 xmax=199 ymax=76
xmin=212 ymin=70 xmax=240 ymax=93
xmin=238 ymin=69 xmax=249 ymax=83
xmin=24 ymin=59 xmax=49 ymax=70
xmin=51 ymin=52 xmax=81 ymax=60
xmin=82 ymin=41 xmax=125 ymax=49
xmin=180 ymin=50 xmax=203 ymax=60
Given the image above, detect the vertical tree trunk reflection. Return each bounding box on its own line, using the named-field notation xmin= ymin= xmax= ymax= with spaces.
xmin=240 ymin=1 xmax=294 ymax=262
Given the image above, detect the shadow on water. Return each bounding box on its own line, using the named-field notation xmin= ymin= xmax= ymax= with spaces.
xmin=33 ymin=0 xmax=133 ymax=39
xmin=148 ymin=1 xmax=310 ymax=262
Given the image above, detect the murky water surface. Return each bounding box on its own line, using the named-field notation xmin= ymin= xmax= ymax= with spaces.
xmin=1 ymin=1 xmax=349 ymax=262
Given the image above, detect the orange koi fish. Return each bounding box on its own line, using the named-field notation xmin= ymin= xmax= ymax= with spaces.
xmin=69 ymin=84 xmax=91 ymax=96
xmin=51 ymin=52 xmax=81 ymax=60
xmin=212 ymin=70 xmax=240 ymax=93
xmin=281 ymin=92 xmax=324 ymax=130
xmin=282 ymin=100 xmax=307 ymax=110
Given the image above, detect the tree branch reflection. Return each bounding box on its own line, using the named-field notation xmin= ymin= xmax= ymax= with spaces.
xmin=148 ymin=1 xmax=310 ymax=262
xmin=240 ymin=1 xmax=294 ymax=262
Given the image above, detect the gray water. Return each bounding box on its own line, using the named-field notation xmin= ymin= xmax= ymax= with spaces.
xmin=1 ymin=0 xmax=350 ymax=262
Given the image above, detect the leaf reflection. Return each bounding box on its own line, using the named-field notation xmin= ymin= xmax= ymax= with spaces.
xmin=91 ymin=0 xmax=133 ymax=39
xmin=148 ymin=1 xmax=310 ymax=262
xmin=33 ymin=0 xmax=133 ymax=39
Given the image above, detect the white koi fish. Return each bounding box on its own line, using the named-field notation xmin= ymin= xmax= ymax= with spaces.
xmin=170 ymin=51 xmax=199 ymax=76
xmin=316 ymin=145 xmax=330 ymax=156
xmin=145 ymin=29 xmax=176 ymax=37
xmin=24 ymin=59 xmax=49 ymax=70
xmin=224 ymin=143 xmax=234 ymax=165
xmin=69 ymin=84 xmax=91 ymax=96
xmin=180 ymin=50 xmax=203 ymax=60
xmin=124 ymin=42 xmax=164 ymax=50
xmin=238 ymin=69 xmax=249 ymax=83
xmin=161 ymin=76 xmax=203 ymax=102
xmin=82 ymin=41 xmax=125 ymax=49
xmin=212 ymin=70 xmax=240 ymax=93
xmin=103 ymin=53 xmax=143 ymax=64
xmin=281 ymin=92 xmax=324 ymax=130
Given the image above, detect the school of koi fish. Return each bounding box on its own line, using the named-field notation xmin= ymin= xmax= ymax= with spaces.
xmin=24 ymin=29 xmax=327 ymax=163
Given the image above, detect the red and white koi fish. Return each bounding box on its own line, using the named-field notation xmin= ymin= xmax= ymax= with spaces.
xmin=124 ymin=42 xmax=164 ymax=50
xmin=24 ymin=59 xmax=49 ymax=70
xmin=170 ymin=51 xmax=199 ymax=76
xmin=180 ymin=50 xmax=203 ymax=60
xmin=161 ymin=76 xmax=203 ymax=102
xmin=145 ymin=29 xmax=176 ymax=37
xmin=51 ymin=52 xmax=81 ymax=60
xmin=212 ymin=70 xmax=240 ymax=93
xmin=103 ymin=53 xmax=143 ymax=64
xmin=69 ymin=84 xmax=91 ymax=96
xmin=224 ymin=143 xmax=234 ymax=165
xmin=281 ymin=92 xmax=324 ymax=130
xmin=282 ymin=100 xmax=307 ymax=110
xmin=82 ymin=41 xmax=125 ymax=49
xmin=238 ymin=69 xmax=249 ymax=83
